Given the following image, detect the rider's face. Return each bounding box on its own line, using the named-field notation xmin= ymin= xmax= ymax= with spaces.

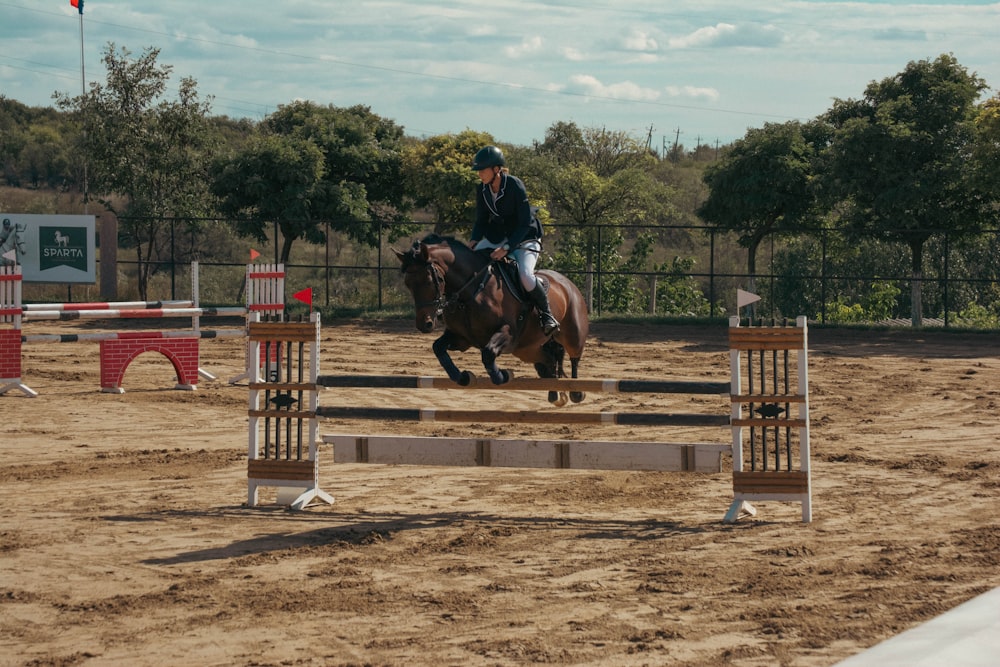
xmin=477 ymin=167 xmax=496 ymax=184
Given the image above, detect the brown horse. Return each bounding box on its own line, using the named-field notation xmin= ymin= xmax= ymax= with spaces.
xmin=394 ymin=234 xmax=589 ymax=405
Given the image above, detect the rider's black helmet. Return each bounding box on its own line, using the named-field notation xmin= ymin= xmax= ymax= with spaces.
xmin=472 ymin=145 xmax=505 ymax=171
xmin=2 ymin=218 xmax=10 ymax=228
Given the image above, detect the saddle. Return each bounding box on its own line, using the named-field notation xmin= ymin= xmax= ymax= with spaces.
xmin=491 ymin=258 xmax=547 ymax=303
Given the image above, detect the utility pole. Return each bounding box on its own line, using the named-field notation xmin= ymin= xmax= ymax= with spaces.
xmin=670 ymin=127 xmax=682 ymax=162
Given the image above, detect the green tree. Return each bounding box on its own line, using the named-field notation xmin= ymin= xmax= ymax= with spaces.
xmin=533 ymin=120 xmax=587 ymax=163
xmin=0 ymin=98 xmax=75 ymax=189
xmin=652 ymin=254 xmax=712 ymax=316
xmin=820 ymin=54 xmax=990 ymax=326
xmin=55 ymin=43 xmax=216 ymax=298
xmin=21 ymin=124 xmax=70 ymax=189
xmin=404 ymin=129 xmax=493 ymax=232
xmin=527 ymin=123 xmax=668 ymax=311
xmin=697 ymin=121 xmax=820 ymax=298
xmin=971 ymin=94 xmax=1000 ymax=205
xmin=265 ymin=101 xmax=412 ymax=245
xmin=213 ymin=101 xmax=412 ymax=262
xmin=211 ymin=133 xmax=328 ymax=262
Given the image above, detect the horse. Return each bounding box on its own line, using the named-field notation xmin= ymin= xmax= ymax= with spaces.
xmin=394 ymin=234 xmax=589 ymax=406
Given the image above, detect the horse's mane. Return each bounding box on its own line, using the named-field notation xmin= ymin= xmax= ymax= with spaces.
xmin=419 ymin=233 xmax=466 ymax=252
xmin=400 ymin=233 xmax=482 ymax=271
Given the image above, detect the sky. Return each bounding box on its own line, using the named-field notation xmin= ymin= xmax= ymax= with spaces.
xmin=1 ymin=0 xmax=998 ymax=151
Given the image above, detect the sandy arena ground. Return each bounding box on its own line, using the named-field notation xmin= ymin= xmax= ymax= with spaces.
xmin=2 ymin=318 xmax=999 ymax=667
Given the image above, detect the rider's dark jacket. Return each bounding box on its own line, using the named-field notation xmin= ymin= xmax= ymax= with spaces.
xmin=471 ymin=172 xmax=542 ymax=249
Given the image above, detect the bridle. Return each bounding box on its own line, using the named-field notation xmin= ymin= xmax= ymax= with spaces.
xmin=411 ymin=260 xmax=447 ymax=312
xmin=409 ymin=253 xmax=495 ymax=318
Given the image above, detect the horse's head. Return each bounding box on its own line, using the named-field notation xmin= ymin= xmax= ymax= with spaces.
xmin=394 ymin=235 xmax=451 ymax=333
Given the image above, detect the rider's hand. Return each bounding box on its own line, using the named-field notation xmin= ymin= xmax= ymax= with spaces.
xmin=489 ymin=247 xmax=508 ymax=261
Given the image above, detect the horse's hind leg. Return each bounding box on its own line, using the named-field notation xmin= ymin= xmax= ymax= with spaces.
xmin=569 ymin=356 xmax=585 ymax=403
xmin=536 ymin=340 xmax=567 ymax=407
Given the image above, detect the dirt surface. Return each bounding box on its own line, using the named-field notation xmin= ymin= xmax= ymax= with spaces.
xmin=2 ymin=318 xmax=999 ymax=667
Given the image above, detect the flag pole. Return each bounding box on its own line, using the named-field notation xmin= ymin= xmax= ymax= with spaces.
xmin=77 ymin=1 xmax=88 ymax=216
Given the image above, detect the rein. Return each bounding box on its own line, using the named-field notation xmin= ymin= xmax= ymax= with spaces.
xmin=415 ymin=255 xmax=495 ymax=317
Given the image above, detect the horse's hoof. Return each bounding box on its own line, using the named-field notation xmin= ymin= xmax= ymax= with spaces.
xmin=490 ymin=369 xmax=512 ymax=385
xmin=458 ymin=371 xmax=474 ymax=386
xmin=549 ymin=390 xmax=568 ymax=407
xmin=570 ymin=391 xmax=586 ymax=404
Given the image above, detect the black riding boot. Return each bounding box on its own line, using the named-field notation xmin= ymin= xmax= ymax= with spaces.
xmin=530 ymin=283 xmax=560 ymax=336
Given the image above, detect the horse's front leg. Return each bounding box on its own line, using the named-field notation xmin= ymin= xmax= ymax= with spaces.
xmin=433 ymin=330 xmax=474 ymax=386
xmin=482 ymin=329 xmax=513 ymax=385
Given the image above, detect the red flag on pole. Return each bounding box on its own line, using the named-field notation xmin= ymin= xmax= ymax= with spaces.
xmin=70 ymin=0 xmax=84 ymax=14
xmin=249 ymin=248 xmax=260 ymax=261
xmin=293 ymin=287 xmax=313 ymax=313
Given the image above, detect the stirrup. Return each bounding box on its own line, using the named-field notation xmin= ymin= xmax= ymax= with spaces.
xmin=540 ymin=314 xmax=560 ymax=336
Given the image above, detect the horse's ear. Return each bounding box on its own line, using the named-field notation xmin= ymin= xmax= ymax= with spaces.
xmin=418 ymin=242 xmax=431 ymax=262
xmin=392 ymin=248 xmax=407 ymax=264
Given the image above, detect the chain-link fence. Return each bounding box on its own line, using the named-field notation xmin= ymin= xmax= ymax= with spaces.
xmin=21 ymin=217 xmax=1000 ymax=327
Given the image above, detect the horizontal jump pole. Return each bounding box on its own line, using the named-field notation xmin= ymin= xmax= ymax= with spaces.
xmin=318 ymin=374 xmax=729 ymax=395
xmin=315 ymin=405 xmax=730 ymax=427
xmin=22 ymin=300 xmax=194 ymax=311
xmin=23 ymin=329 xmax=246 ymax=343
xmin=23 ymin=306 xmax=247 ymax=321
xmin=323 ymin=434 xmax=730 ymax=473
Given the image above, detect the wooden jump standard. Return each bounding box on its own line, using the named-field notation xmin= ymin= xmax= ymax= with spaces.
xmin=726 ymin=316 xmax=811 ymax=522
xmin=247 ymin=314 xmax=811 ymax=522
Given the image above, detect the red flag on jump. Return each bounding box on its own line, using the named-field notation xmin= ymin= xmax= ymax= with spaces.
xmin=293 ymin=287 xmax=313 ymax=312
xmin=249 ymin=248 xmax=260 ymax=261
xmin=70 ymin=0 xmax=84 ymax=14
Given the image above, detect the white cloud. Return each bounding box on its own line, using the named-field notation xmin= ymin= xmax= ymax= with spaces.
xmin=504 ymin=36 xmax=544 ymax=58
xmin=669 ymin=22 xmax=786 ymax=49
xmin=562 ymin=47 xmax=586 ymax=62
xmin=567 ymin=74 xmax=661 ymax=101
xmin=622 ymin=28 xmax=658 ymax=52
xmin=625 ymin=53 xmax=659 ymax=65
xmin=665 ymin=85 xmax=720 ymax=102
xmin=469 ymin=25 xmax=498 ymax=38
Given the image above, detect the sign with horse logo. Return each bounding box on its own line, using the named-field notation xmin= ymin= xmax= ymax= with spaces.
xmin=0 ymin=214 xmax=96 ymax=283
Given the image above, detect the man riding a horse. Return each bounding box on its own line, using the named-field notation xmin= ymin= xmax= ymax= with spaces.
xmin=469 ymin=145 xmax=560 ymax=336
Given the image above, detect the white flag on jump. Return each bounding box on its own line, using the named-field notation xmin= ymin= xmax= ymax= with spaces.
xmin=1 ymin=249 xmax=16 ymax=262
xmin=737 ymin=288 xmax=761 ymax=308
